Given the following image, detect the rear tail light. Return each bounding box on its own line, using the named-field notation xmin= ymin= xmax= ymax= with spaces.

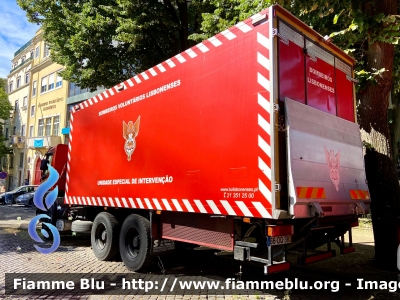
xmin=267 ymin=225 xmax=294 ymax=236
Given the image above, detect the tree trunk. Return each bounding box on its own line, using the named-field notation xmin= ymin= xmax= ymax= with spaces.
xmin=358 ymin=0 xmax=400 ymax=271
xmin=177 ymin=1 xmax=189 ymax=51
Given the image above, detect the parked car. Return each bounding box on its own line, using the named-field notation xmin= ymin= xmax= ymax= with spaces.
xmin=15 ymin=191 xmax=36 ymax=206
xmin=0 ymin=185 xmax=38 ymax=205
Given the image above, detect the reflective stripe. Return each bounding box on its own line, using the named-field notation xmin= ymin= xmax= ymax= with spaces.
xmin=350 ymin=190 xmax=370 ymax=200
xmin=296 ymin=187 xmax=326 ymax=199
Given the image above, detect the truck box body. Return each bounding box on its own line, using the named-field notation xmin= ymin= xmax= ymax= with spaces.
xmin=65 ymin=5 xmax=370 ymax=222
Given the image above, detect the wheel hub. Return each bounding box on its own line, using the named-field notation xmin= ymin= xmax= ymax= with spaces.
xmin=133 ymin=236 xmax=140 ymax=248
xmin=95 ymin=223 xmax=107 ymax=250
xmin=125 ymin=227 xmax=141 ymax=259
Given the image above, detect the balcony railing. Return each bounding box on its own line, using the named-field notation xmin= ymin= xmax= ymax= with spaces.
xmin=14 ymin=39 xmax=33 ymax=57
xmin=27 ymin=136 xmax=61 ymax=149
xmin=9 ymin=136 xmax=25 ymax=148
xmin=9 ymin=57 xmax=33 ymax=74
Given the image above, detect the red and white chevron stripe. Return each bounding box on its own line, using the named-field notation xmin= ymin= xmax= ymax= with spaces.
xmin=255 ymin=29 xmax=273 ymax=219
xmin=65 ymin=111 xmax=74 ymax=197
xmin=64 ymin=196 xmax=272 ymax=218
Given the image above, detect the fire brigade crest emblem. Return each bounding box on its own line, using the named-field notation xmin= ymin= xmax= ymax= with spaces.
xmin=123 ymin=116 xmax=140 ymax=161
xmin=324 ymin=146 xmax=340 ymax=191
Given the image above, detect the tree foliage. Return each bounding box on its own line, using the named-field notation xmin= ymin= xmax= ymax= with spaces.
xmin=17 ymin=0 xmax=214 ymax=91
xmin=0 ymin=88 xmax=13 ymax=121
xmin=0 ymin=82 xmax=14 ymax=159
xmin=0 ymin=78 xmax=6 ymax=91
xmin=189 ymin=0 xmax=272 ymax=42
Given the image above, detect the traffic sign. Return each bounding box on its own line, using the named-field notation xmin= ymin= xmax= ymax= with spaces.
xmin=0 ymin=172 xmax=8 ymax=179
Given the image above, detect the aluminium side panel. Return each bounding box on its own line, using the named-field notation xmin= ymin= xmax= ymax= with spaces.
xmin=65 ymin=10 xmax=275 ymax=219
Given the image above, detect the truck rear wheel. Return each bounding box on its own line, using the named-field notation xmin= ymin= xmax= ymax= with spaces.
xmin=91 ymin=212 xmax=120 ymax=261
xmin=119 ymin=214 xmax=152 ymax=272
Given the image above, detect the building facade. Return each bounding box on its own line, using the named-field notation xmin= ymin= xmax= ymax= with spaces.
xmin=27 ymin=29 xmax=69 ymax=185
xmin=5 ymin=29 xmax=106 ymax=189
xmin=5 ymin=39 xmax=34 ymax=190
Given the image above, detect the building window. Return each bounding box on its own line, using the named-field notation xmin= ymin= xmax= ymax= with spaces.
xmin=29 ymin=125 xmax=33 ymax=137
xmin=13 ymin=126 xmax=16 ymax=135
xmin=5 ymin=128 xmax=8 ymax=139
xmin=30 ymin=50 xmax=34 ymax=58
xmin=45 ymin=118 xmax=51 ymax=136
xmin=21 ymin=125 xmax=26 ymax=137
xmin=53 ymin=116 xmax=60 ymax=135
xmin=19 ymin=153 xmax=24 ymax=168
xmin=38 ymin=119 xmax=44 ymax=136
xmin=23 ymin=96 xmax=27 ymax=107
xmin=30 ymin=105 xmax=35 ymax=117
xmin=56 ymin=74 xmax=62 ymax=88
xmin=32 ymin=81 xmax=37 ymax=97
xmin=66 ymin=104 xmax=75 ymax=128
xmin=35 ymin=46 xmax=39 ymax=58
xmin=9 ymin=82 xmax=13 ymax=93
xmin=43 ymin=43 xmax=49 ymax=57
xmin=69 ymin=82 xmax=93 ymax=97
xmin=15 ymin=100 xmax=19 ymax=111
xmin=21 ymin=56 xmax=25 ymax=63
xmin=48 ymin=73 xmax=54 ymax=90
xmin=17 ymin=77 xmax=21 ymax=88
xmin=41 ymin=76 xmax=47 ymax=93
xmin=68 ymin=82 xmax=75 ymax=97
xmin=10 ymin=155 xmax=13 ymax=167
xmin=25 ymin=72 xmax=29 ymax=84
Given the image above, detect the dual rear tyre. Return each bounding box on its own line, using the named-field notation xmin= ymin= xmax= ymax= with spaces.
xmin=91 ymin=212 xmax=120 ymax=261
xmin=91 ymin=213 xmax=153 ymax=271
xmin=119 ymin=214 xmax=153 ymax=271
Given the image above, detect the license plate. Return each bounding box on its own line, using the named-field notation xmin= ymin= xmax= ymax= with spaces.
xmin=268 ymin=235 xmax=291 ymax=246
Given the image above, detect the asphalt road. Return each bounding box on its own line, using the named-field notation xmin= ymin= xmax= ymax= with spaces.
xmin=0 ymin=204 xmax=399 ymax=300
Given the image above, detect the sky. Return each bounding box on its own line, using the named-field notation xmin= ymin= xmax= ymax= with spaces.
xmin=0 ymin=0 xmax=39 ymax=79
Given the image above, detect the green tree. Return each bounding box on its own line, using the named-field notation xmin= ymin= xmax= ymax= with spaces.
xmin=198 ymin=0 xmax=400 ymax=270
xmin=189 ymin=0 xmax=271 ymax=43
xmin=17 ymin=0 xmax=214 ymax=91
xmin=0 ymin=88 xmax=13 ymax=121
xmin=0 ymin=85 xmax=14 ymax=159
xmin=0 ymin=78 xmax=6 ymax=91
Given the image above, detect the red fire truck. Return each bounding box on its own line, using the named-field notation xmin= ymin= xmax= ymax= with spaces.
xmin=44 ymin=4 xmax=370 ymax=274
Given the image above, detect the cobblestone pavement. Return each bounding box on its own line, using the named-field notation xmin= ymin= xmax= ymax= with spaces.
xmin=0 ymin=205 xmax=399 ymax=300
xmin=0 ymin=204 xmax=35 ymax=229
